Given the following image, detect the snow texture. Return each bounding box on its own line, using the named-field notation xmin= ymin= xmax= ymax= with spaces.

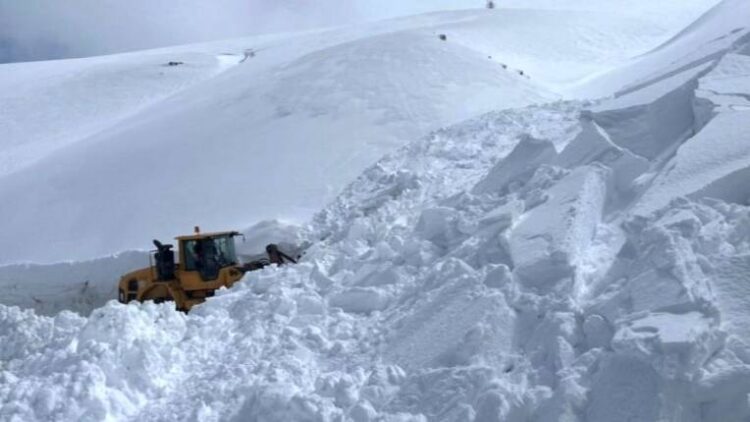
xmin=4 ymin=0 xmax=750 ymax=421
xmin=0 ymin=1 xmax=721 ymax=265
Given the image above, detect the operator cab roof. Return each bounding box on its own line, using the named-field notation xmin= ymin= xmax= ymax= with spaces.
xmin=175 ymin=231 xmax=240 ymax=241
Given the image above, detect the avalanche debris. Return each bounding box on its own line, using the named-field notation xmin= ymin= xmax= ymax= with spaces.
xmin=3 ymin=1 xmax=750 ymax=421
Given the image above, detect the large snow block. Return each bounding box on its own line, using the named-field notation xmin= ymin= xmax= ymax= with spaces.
xmin=709 ymin=255 xmax=750 ymax=345
xmin=385 ymin=260 xmax=514 ymax=370
xmin=414 ymin=206 xmax=463 ymax=249
xmin=635 ymin=110 xmax=750 ymax=214
xmin=590 ymin=256 xmax=703 ymax=325
xmin=586 ymin=62 xmax=712 ymax=159
xmin=556 ymin=119 xmax=649 ymax=193
xmin=510 ymin=165 xmax=609 ymax=287
xmin=612 ymin=312 xmax=721 ymax=379
xmin=329 ymin=287 xmax=389 ymax=314
xmin=472 ymin=134 xmax=557 ymax=195
xmin=586 ymin=355 xmax=660 ymax=422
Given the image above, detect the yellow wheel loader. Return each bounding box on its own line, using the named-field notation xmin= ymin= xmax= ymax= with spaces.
xmin=117 ymin=228 xmax=296 ymax=312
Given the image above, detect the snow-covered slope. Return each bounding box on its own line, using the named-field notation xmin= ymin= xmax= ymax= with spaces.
xmin=5 ymin=0 xmax=750 ymax=421
xmin=0 ymin=52 xmax=242 ymax=177
xmin=0 ymin=27 xmax=550 ymax=265
xmin=573 ymin=0 xmax=749 ymax=97
xmin=0 ymin=1 xmax=717 ymax=265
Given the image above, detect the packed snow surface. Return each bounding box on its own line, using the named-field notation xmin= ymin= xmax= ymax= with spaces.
xmin=5 ymin=0 xmax=750 ymax=421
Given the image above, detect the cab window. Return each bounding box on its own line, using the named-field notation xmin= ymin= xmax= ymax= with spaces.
xmin=183 ymin=235 xmax=238 ymax=271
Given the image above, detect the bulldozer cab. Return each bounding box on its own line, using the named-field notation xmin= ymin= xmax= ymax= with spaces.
xmin=178 ymin=232 xmax=239 ymax=281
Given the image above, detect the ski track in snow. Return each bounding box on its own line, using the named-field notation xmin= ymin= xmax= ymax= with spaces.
xmin=4 ymin=0 xmax=750 ymax=421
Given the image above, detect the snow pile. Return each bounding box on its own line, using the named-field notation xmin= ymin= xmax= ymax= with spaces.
xmin=0 ymin=268 xmax=376 ymax=421
xmin=4 ymin=0 xmax=750 ymax=421
xmin=584 ymin=198 xmax=750 ymax=420
xmin=1 ymin=101 xmax=588 ymax=421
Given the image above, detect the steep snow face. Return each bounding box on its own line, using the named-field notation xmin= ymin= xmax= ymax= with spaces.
xmin=635 ymin=110 xmax=750 ymax=213
xmin=0 ymin=2 xmax=720 ymax=265
xmin=630 ymin=40 xmax=750 ymax=214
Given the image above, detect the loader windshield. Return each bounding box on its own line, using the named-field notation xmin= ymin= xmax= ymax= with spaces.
xmin=183 ymin=235 xmax=238 ymax=276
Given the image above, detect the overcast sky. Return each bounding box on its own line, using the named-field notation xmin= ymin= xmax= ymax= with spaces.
xmin=0 ymin=0 xmax=481 ymax=63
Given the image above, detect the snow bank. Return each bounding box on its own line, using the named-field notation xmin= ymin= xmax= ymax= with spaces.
xmin=0 ymin=252 xmax=148 ymax=316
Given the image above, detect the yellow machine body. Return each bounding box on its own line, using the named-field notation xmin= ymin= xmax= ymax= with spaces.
xmin=118 ymin=231 xmax=245 ymax=312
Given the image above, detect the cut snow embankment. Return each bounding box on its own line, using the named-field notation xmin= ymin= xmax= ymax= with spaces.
xmin=0 ymin=252 xmax=149 ymax=316
xmin=0 ymin=220 xmax=304 ymax=317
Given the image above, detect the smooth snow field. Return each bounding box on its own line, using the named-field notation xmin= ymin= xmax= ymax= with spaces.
xmin=5 ymin=0 xmax=750 ymax=421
